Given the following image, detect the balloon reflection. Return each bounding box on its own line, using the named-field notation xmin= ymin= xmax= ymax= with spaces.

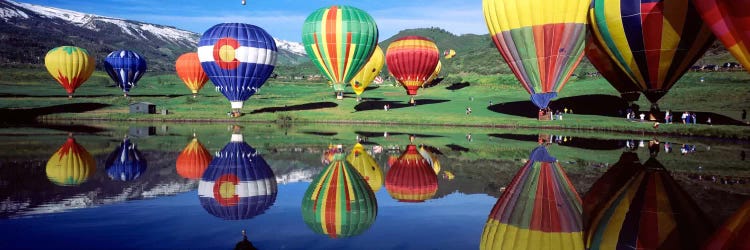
xmin=385 ymin=143 xmax=438 ymax=202
xmin=418 ymin=145 xmax=441 ymax=175
xmin=583 ymin=151 xmax=643 ymax=232
xmin=586 ymin=157 xmax=714 ymax=249
xmin=105 ymin=136 xmax=146 ymax=181
xmin=346 ymin=143 xmax=384 ymax=192
xmin=198 ymin=132 xmax=277 ymax=220
xmin=45 ymin=134 xmax=96 ymax=186
xmin=176 ymin=135 xmax=212 ymax=180
xmin=481 ymin=146 xmax=583 ymax=250
xmin=302 ymin=145 xmax=377 ymax=238
xmin=703 ymin=200 xmax=750 ymax=249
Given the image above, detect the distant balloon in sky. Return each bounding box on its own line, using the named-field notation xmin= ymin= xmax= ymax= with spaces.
xmin=175 ymin=52 xmax=209 ymax=98
xmin=385 ymin=35 xmax=440 ymax=104
xmin=199 ymin=23 xmax=277 ymax=117
xmin=105 ymin=137 xmax=147 ymax=181
xmin=444 ymin=49 xmax=456 ymax=59
xmin=483 ymin=0 xmax=589 ymax=111
xmin=349 ymin=45 xmax=384 ymax=102
xmin=302 ymin=5 xmax=379 ymax=100
xmin=693 ymin=0 xmax=750 ymax=73
xmin=45 ymin=134 xmax=96 ymax=186
xmin=103 ymin=50 xmax=147 ymax=97
xmin=44 ymin=46 xmax=95 ymax=99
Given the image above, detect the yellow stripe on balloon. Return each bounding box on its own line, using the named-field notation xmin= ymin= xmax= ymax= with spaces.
xmin=602 ymin=1 xmax=647 ymax=88
xmin=344 ymin=44 xmax=357 ymax=82
xmin=481 ymin=221 xmax=584 ymax=250
xmin=342 ymin=166 xmax=356 ymax=201
xmin=320 ymin=8 xmax=334 ymax=81
xmin=336 ymin=8 xmax=344 ymax=81
xmin=653 ymin=175 xmax=677 ymax=245
xmin=483 ymin=0 xmax=589 ymax=32
xmin=657 ymin=0 xmax=687 ymax=89
xmin=310 ymin=42 xmax=334 ymax=83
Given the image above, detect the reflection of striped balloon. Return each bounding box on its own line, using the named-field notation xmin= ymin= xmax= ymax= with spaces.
xmin=385 ymin=36 xmax=440 ymax=96
xmin=198 ymin=134 xmax=277 ymax=220
xmin=702 ymin=199 xmax=750 ymax=249
xmin=176 ymin=137 xmax=212 ymax=180
xmin=589 ymin=0 xmax=715 ymax=104
xmin=44 ymin=46 xmax=95 ymax=97
xmin=46 ymin=136 xmax=96 ymax=186
xmin=694 ymin=0 xmax=750 ymax=73
xmin=582 ymin=152 xmax=642 ymax=234
xmin=483 ymin=0 xmax=589 ymax=109
xmin=103 ymin=50 xmax=147 ymax=95
xmin=105 ymin=138 xmax=147 ymax=181
xmin=385 ymin=144 xmax=437 ymax=202
xmin=586 ymin=158 xmax=713 ymax=250
xmin=481 ymin=146 xmax=583 ymax=250
xmin=302 ymin=151 xmax=377 ymax=238
xmin=346 ymin=143 xmax=384 ymax=192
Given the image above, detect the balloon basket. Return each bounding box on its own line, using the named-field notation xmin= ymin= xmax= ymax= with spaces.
xmin=409 ymin=97 xmax=416 ymax=106
xmin=67 ymin=95 xmax=73 ymax=100
xmin=538 ymin=109 xmax=552 ymax=121
xmin=336 ymin=92 xmax=344 ymax=100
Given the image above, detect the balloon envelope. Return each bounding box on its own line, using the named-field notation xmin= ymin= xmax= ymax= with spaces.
xmin=302 ymin=5 xmax=379 ymax=93
xmin=480 ymin=146 xmax=584 ymax=250
xmin=346 ymin=143 xmax=384 ymax=192
xmin=44 ymin=46 xmax=95 ymax=97
xmin=198 ymin=23 xmax=277 ymax=110
xmin=444 ymin=49 xmax=456 ymax=59
xmin=589 ymin=0 xmax=715 ymax=104
xmin=175 ymin=52 xmax=209 ymax=95
xmin=585 ymin=36 xmax=641 ymax=102
xmin=385 ymin=144 xmax=437 ymax=202
xmin=105 ymin=138 xmax=147 ymax=181
xmin=702 ymin=199 xmax=750 ymax=250
xmin=350 ymin=46 xmax=385 ymax=97
xmin=198 ymin=134 xmax=277 ymax=220
xmin=176 ymin=137 xmax=212 ymax=179
xmin=693 ymin=0 xmax=750 ymax=73
xmin=302 ymin=150 xmax=377 ymax=238
xmin=46 ymin=136 xmax=96 ymax=186
xmin=103 ymin=50 xmax=147 ymax=95
xmin=385 ymin=36 xmax=440 ymax=96
xmin=483 ymin=0 xmax=589 ymax=109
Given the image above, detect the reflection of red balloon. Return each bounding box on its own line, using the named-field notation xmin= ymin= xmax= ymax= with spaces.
xmin=694 ymin=0 xmax=750 ymax=73
xmin=176 ymin=137 xmax=212 ymax=179
xmin=702 ymin=199 xmax=750 ymax=249
xmin=385 ymin=144 xmax=437 ymax=202
xmin=385 ymin=36 xmax=440 ymax=97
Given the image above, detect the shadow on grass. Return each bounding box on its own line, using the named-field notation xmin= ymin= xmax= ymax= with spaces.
xmin=301 ymin=131 xmax=338 ymax=137
xmin=354 ymin=131 xmax=443 ymax=139
xmin=250 ymin=102 xmax=338 ymax=114
xmin=445 ymin=143 xmax=469 ymax=152
xmin=446 ymin=82 xmax=470 ymax=91
xmin=353 ymin=99 xmax=450 ymax=111
xmin=488 ymin=133 xmax=626 ymax=151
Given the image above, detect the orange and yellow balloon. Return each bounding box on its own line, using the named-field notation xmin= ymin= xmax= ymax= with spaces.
xmin=176 ymin=136 xmax=212 ymax=179
xmin=46 ymin=135 xmax=96 ymax=186
xmin=349 ymin=46 xmax=384 ymax=101
xmin=694 ymin=0 xmax=750 ymax=73
xmin=44 ymin=46 xmax=96 ymax=98
xmin=175 ymin=52 xmax=209 ymax=97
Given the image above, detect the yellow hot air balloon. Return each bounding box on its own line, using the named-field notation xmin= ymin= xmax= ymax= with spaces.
xmin=46 ymin=135 xmax=96 ymax=186
xmin=44 ymin=46 xmax=96 ymax=99
xmin=349 ymin=46 xmax=384 ymax=102
xmin=346 ymin=143 xmax=384 ymax=192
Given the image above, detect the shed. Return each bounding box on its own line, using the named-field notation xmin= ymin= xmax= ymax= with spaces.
xmin=130 ymin=102 xmax=156 ymax=114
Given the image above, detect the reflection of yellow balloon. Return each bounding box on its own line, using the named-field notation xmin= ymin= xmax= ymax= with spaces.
xmin=424 ymin=61 xmax=442 ymax=87
xmin=346 ymin=143 xmax=384 ymax=192
xmin=44 ymin=46 xmax=96 ymax=98
xmin=350 ymin=46 xmax=384 ymax=97
xmin=46 ymin=136 xmax=96 ymax=186
xmin=418 ymin=145 xmax=441 ymax=174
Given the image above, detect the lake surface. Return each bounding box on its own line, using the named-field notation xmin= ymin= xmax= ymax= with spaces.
xmin=0 ymin=122 xmax=748 ymax=249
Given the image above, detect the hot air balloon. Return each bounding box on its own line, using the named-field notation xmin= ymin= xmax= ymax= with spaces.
xmin=44 ymin=46 xmax=95 ymax=99
xmin=105 ymin=137 xmax=147 ymax=181
xmin=586 ymin=157 xmax=714 ymax=250
xmin=349 ymin=45 xmax=384 ymax=102
xmin=694 ymin=0 xmax=750 ymax=73
xmin=385 ymin=36 xmax=441 ymax=105
xmin=589 ymin=0 xmax=715 ymax=112
xmin=45 ymin=134 xmax=96 ymax=186
xmin=483 ymin=0 xmax=589 ymax=115
xmin=418 ymin=145 xmax=441 ymax=175
xmin=198 ymin=132 xmax=277 ymax=220
xmin=103 ymin=50 xmax=147 ymax=97
xmin=585 ymin=35 xmax=641 ymax=103
xmin=480 ymin=146 xmax=584 ymax=250
xmin=385 ymin=144 xmax=437 ymax=202
xmin=582 ymin=151 xmax=643 ymax=234
xmin=302 ymin=146 xmax=377 ymax=238
xmin=444 ymin=49 xmax=456 ymax=59
xmin=302 ymin=5 xmax=379 ymax=100
xmin=176 ymin=135 xmax=212 ymax=180
xmin=346 ymin=143 xmax=384 ymax=192
xmin=422 ymin=60 xmax=443 ymax=88
xmin=702 ymin=199 xmax=750 ymax=250
xmin=175 ymin=52 xmax=209 ymax=98
xmin=198 ymin=23 xmax=277 ymax=117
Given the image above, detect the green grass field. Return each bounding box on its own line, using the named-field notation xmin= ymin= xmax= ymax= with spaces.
xmin=1 ymin=67 xmax=748 ymax=138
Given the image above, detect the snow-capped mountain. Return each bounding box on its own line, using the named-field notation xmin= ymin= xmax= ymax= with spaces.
xmin=0 ymin=0 xmax=308 ymax=70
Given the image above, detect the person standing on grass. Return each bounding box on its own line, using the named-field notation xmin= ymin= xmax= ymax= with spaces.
xmin=682 ymin=112 xmax=688 ymax=124
xmin=640 ymin=113 xmax=645 ymax=121
xmin=707 ymin=117 xmax=712 ymax=126
xmin=691 ymin=112 xmax=697 ymax=125
xmin=743 ymin=109 xmax=747 ymax=123
xmin=665 ymin=110 xmax=671 ymax=123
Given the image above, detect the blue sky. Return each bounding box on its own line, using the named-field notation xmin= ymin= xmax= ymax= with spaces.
xmin=19 ymin=0 xmax=488 ymax=42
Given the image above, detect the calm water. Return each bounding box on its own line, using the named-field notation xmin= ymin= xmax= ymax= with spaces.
xmin=0 ymin=122 xmax=748 ymax=249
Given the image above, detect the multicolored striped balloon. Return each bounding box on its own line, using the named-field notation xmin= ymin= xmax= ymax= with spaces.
xmin=175 ymin=52 xmax=209 ymax=97
xmin=198 ymin=23 xmax=277 ymax=113
xmin=585 ymin=36 xmax=642 ymax=103
xmin=586 ymin=158 xmax=713 ymax=250
xmin=44 ymin=46 xmax=95 ymax=98
xmin=349 ymin=45 xmax=384 ymax=100
xmin=385 ymin=36 xmax=440 ymax=98
xmin=702 ymin=199 xmax=750 ymax=249
xmin=176 ymin=136 xmax=212 ymax=180
xmin=105 ymin=137 xmax=147 ymax=181
xmin=45 ymin=135 xmax=96 ymax=186
xmin=483 ymin=0 xmax=589 ymax=109
xmin=694 ymin=0 xmax=750 ymax=73
xmin=589 ymin=0 xmax=715 ymax=106
xmin=385 ymin=144 xmax=437 ymax=202
xmin=302 ymin=148 xmax=377 ymax=238
xmin=346 ymin=143 xmax=384 ymax=192
xmin=198 ymin=133 xmax=277 ymax=220
xmin=302 ymin=5 xmax=379 ymax=95
xmin=103 ymin=50 xmax=147 ymax=96
xmin=480 ymin=146 xmax=583 ymax=250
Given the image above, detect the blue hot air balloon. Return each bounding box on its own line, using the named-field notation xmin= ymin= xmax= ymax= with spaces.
xmin=198 ymin=23 xmax=277 ymax=116
xmin=103 ymin=50 xmax=147 ymax=97
xmin=105 ymin=137 xmax=147 ymax=181
xmin=198 ymin=133 xmax=278 ymax=220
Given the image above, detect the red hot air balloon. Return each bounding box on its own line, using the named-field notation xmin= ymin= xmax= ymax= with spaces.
xmin=175 ymin=52 xmax=209 ymax=98
xmin=385 ymin=36 xmax=440 ymax=105
xmin=176 ymin=135 xmax=212 ymax=179
xmin=385 ymin=144 xmax=438 ymax=202
xmin=693 ymin=0 xmax=750 ymax=73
